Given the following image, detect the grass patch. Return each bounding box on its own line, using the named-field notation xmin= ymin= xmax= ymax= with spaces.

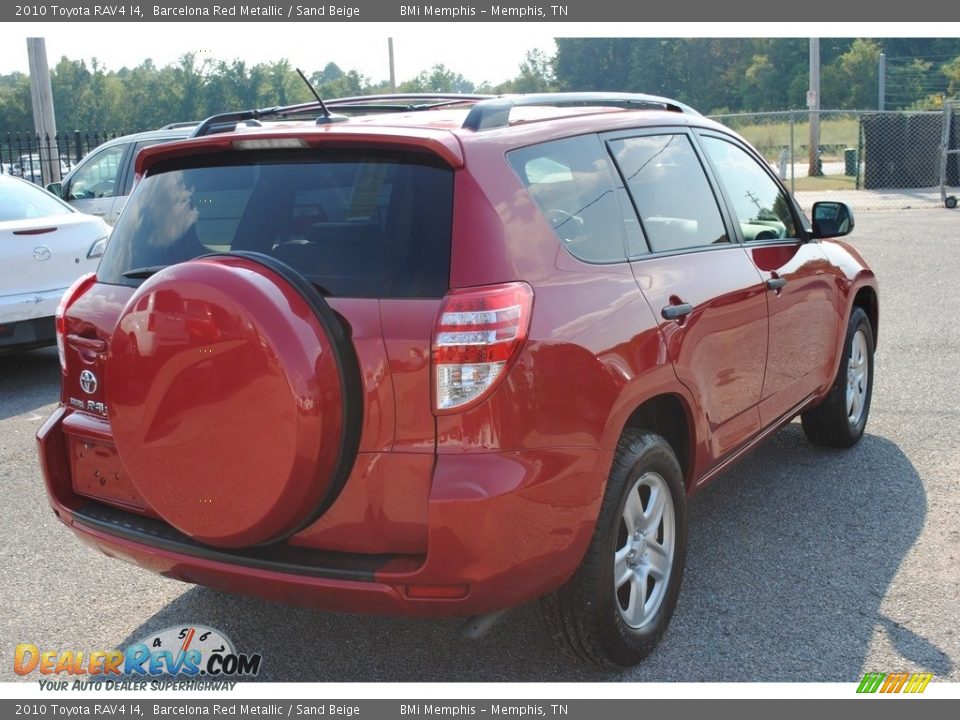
xmin=789 ymin=174 xmax=858 ymax=192
xmin=713 ymin=116 xmax=861 ymax=160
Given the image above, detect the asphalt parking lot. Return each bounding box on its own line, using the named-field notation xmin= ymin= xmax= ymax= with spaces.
xmin=1 ymin=208 xmax=958 ymax=683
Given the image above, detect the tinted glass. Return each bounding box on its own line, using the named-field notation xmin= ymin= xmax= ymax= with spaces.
xmin=508 ymin=135 xmax=626 ymax=263
xmin=98 ymin=150 xmax=454 ymax=298
xmin=700 ymin=136 xmax=798 ymax=240
xmin=121 ymin=137 xmax=189 ymax=195
xmin=0 ymin=178 xmax=73 ymax=221
xmin=610 ymin=134 xmax=729 ymax=252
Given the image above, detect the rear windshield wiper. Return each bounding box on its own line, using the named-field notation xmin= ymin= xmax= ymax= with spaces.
xmin=122 ymin=265 xmax=169 ymax=279
xmin=122 ymin=265 xmax=331 ymax=296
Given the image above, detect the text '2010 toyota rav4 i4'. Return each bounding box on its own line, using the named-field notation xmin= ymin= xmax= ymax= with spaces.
xmin=37 ymin=93 xmax=877 ymax=667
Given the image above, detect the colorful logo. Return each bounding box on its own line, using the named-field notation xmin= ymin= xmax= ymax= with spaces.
xmin=857 ymin=672 xmax=932 ymax=694
xmin=14 ymin=625 xmax=261 ymax=680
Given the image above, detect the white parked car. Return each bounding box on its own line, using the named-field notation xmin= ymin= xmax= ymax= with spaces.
xmin=13 ymin=153 xmax=73 ymax=185
xmin=0 ymin=174 xmax=109 ymax=351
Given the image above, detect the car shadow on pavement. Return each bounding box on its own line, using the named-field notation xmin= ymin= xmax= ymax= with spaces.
xmin=0 ymin=347 xmax=60 ymax=421
xmin=118 ymin=424 xmax=942 ymax=682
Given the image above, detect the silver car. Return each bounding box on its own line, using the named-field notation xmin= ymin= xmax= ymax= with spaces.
xmin=48 ymin=125 xmax=196 ymax=226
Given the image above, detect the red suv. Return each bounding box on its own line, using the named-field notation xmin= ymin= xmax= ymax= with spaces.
xmin=37 ymin=93 xmax=877 ymax=667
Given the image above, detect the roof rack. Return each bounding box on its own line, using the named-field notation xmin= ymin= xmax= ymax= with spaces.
xmin=189 ymin=92 xmax=697 ymax=138
xmin=191 ymin=94 xmax=493 ymax=137
xmin=461 ymin=93 xmax=698 ymax=131
xmin=159 ymin=121 xmax=201 ymax=130
xmin=326 ymin=93 xmax=494 ymax=114
xmin=191 ymin=101 xmax=343 ymax=137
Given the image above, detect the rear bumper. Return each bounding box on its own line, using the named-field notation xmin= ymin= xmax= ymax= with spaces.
xmin=0 ymin=315 xmax=55 ymax=349
xmin=38 ymin=406 xmax=606 ymax=616
xmin=0 ymin=287 xmax=63 ymax=325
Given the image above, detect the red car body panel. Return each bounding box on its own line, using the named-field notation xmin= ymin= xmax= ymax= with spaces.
xmin=631 ymin=248 xmax=769 ymax=461
xmin=37 ymin=102 xmax=879 ymax=616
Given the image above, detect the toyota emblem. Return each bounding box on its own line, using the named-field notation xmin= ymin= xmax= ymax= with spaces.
xmin=79 ymin=370 xmax=98 ymax=395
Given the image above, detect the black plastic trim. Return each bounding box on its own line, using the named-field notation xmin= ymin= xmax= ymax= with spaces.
xmin=464 ymin=93 xmax=697 ymax=131
xmin=191 ymin=104 xmax=318 ymax=137
xmin=72 ymin=503 xmax=399 ymax=582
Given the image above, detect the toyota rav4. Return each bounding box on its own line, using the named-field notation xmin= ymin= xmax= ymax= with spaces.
xmin=37 ymin=93 xmax=877 ymax=667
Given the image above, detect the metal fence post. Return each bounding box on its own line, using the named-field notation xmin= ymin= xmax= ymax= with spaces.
xmin=790 ymin=111 xmax=795 ymax=194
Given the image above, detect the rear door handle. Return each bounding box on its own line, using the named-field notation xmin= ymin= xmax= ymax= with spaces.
xmin=766 ymin=277 xmax=787 ymax=290
xmin=90 ymin=210 xmax=106 ymax=217
xmin=661 ymin=303 xmax=694 ymax=320
xmin=67 ymin=334 xmax=107 ymax=353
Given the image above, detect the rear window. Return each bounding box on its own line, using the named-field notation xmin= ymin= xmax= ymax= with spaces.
xmin=0 ymin=178 xmax=73 ymax=221
xmin=98 ymin=149 xmax=454 ymax=298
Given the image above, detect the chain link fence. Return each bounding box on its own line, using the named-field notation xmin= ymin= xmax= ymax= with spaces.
xmin=709 ymin=109 xmax=960 ymax=210
xmin=0 ymin=131 xmax=130 ymax=186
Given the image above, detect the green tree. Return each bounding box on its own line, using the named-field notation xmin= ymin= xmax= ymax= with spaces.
xmin=0 ymin=73 xmax=32 ymax=138
xmin=399 ymin=64 xmax=475 ymax=93
xmin=822 ymin=39 xmax=882 ymax=109
xmin=498 ymin=49 xmax=555 ymax=93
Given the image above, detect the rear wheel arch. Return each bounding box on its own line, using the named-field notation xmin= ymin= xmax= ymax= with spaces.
xmin=561 ymin=390 xmax=695 ymax=585
xmin=543 ymin=428 xmax=689 ymax=665
xmin=621 ymin=393 xmax=695 ymax=492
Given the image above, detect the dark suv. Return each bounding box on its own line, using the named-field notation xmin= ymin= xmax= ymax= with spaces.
xmin=37 ymin=93 xmax=877 ymax=667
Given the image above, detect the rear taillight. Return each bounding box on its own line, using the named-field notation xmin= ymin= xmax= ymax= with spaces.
xmin=432 ymin=282 xmax=534 ymax=413
xmin=56 ymin=273 xmax=96 ymax=373
xmin=86 ymin=234 xmax=109 ymax=259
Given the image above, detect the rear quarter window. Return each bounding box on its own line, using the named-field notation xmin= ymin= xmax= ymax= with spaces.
xmin=508 ymin=135 xmax=628 ymax=264
xmin=98 ymin=149 xmax=454 ymax=298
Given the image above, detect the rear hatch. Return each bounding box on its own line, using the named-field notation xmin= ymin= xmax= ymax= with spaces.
xmin=59 ymin=137 xmax=455 ymax=551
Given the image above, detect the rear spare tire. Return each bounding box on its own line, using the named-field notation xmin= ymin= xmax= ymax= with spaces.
xmin=105 ymin=253 xmax=362 ymax=548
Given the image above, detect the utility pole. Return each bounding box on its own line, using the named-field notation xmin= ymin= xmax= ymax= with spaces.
xmin=26 ymin=37 xmax=61 ymax=185
xmin=878 ymin=52 xmax=886 ymax=111
xmin=808 ymin=38 xmax=822 ymax=178
xmin=388 ymin=38 xmax=396 ymax=93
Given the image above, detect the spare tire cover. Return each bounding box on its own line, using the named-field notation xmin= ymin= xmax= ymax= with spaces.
xmin=105 ymin=253 xmax=360 ymax=548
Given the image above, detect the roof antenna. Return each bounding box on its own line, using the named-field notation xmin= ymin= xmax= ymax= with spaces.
xmin=296 ymin=68 xmax=348 ymax=125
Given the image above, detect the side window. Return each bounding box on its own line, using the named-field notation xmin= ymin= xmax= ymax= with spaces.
xmin=508 ymin=135 xmax=626 ymax=263
xmin=609 ymin=134 xmax=728 ymax=253
xmin=66 ymin=144 xmax=125 ymax=200
xmin=700 ymin=135 xmax=798 ymax=241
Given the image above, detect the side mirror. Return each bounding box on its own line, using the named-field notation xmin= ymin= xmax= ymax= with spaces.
xmin=46 ymin=182 xmax=63 ymax=198
xmin=811 ymin=201 xmax=855 ymax=239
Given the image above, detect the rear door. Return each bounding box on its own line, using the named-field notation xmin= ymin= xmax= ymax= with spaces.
xmin=697 ymin=132 xmax=839 ymax=426
xmin=95 ymin=146 xmax=456 ymax=453
xmin=606 ymin=130 xmax=769 ymax=462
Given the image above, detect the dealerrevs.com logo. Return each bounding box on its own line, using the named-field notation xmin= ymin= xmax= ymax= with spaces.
xmin=15 ymin=626 xmax=261 ymax=690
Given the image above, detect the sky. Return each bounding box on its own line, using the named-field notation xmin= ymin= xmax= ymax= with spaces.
xmin=4 ymin=22 xmax=956 ymax=87
xmin=3 ymin=23 xmax=561 ymax=85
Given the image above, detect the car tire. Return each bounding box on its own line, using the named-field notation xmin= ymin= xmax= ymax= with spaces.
xmin=541 ymin=429 xmax=687 ymax=667
xmin=801 ymin=306 xmax=874 ymax=448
